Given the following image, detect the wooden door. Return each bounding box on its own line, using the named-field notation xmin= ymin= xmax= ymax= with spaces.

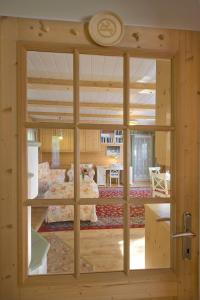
xmin=0 ymin=17 xmax=199 ymax=300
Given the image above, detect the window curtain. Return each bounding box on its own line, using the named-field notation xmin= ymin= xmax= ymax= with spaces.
xmin=51 ymin=136 xmax=60 ymax=168
xmin=131 ymin=132 xmax=154 ymax=181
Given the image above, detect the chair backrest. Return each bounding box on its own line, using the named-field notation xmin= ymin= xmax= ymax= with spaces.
xmin=151 ymin=173 xmax=169 ymax=197
xmin=110 ymin=170 xmax=120 ymax=178
xmin=149 ymin=167 xmax=161 ymax=179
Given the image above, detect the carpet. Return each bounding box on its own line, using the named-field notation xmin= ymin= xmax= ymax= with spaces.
xmin=99 ymin=186 xmax=152 ymax=198
xmin=43 ymin=233 xmax=93 ymax=274
xmin=38 ymin=187 xmax=149 ymax=232
xmin=39 ymin=204 xmax=145 ymax=232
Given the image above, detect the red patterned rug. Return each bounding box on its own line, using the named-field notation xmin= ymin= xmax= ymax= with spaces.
xmin=38 ymin=187 xmax=150 ymax=232
xmin=99 ymin=186 xmax=152 ymax=198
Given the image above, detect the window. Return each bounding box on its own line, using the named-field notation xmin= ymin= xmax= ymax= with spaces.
xmin=19 ymin=47 xmax=173 ymax=279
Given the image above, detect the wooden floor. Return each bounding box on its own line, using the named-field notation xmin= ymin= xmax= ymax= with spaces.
xmin=41 ymin=228 xmax=145 ymax=272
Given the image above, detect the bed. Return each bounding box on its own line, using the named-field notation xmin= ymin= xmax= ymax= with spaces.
xmin=44 ymin=179 xmax=99 ymax=223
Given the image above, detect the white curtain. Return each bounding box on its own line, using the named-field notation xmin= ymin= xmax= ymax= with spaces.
xmin=131 ymin=133 xmax=154 ymax=181
xmin=51 ymin=136 xmax=60 ymax=168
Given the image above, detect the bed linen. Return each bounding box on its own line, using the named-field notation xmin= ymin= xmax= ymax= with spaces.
xmin=44 ymin=181 xmax=99 ymax=222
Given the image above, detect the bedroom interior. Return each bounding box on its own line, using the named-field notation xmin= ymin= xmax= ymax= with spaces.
xmin=26 ymin=51 xmax=171 ymax=275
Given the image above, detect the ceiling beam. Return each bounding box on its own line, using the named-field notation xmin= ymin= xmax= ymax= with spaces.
xmin=28 ymin=111 xmax=155 ymax=119
xmin=27 ymin=77 xmax=156 ymax=90
xmin=28 ymin=99 xmax=155 ymax=110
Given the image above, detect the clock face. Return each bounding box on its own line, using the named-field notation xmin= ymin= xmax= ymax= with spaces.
xmin=88 ymin=11 xmax=124 ymax=46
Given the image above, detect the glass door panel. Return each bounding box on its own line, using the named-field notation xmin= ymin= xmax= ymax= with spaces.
xmin=26 ymin=51 xmax=73 ymax=123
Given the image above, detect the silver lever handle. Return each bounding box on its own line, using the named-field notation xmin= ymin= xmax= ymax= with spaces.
xmin=172 ymin=232 xmax=196 ymax=238
xmin=173 ymin=212 xmax=196 ymax=259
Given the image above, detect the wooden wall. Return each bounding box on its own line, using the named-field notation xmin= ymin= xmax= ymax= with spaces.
xmin=0 ymin=16 xmax=199 ymax=300
xmin=0 ymin=17 xmax=19 ymax=300
xmin=41 ymin=144 xmax=123 ymax=169
xmin=38 ymin=128 xmax=124 ymax=168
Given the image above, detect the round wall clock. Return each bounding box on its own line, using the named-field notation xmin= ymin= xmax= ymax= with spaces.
xmin=88 ymin=11 xmax=124 ymax=47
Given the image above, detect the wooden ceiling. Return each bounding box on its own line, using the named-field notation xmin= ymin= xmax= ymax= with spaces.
xmin=27 ymin=51 xmax=157 ymax=124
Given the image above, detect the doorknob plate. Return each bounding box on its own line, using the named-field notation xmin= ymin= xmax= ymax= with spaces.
xmin=183 ymin=212 xmax=192 ymax=259
xmin=172 ymin=212 xmax=195 ymax=260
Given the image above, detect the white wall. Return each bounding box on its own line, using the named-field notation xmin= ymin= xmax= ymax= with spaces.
xmin=0 ymin=0 xmax=200 ymax=31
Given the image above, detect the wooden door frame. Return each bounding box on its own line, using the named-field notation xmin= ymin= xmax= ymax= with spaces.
xmin=0 ymin=16 xmax=199 ymax=300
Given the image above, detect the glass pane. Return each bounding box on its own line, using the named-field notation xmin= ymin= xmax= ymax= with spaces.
xmin=27 ymin=128 xmax=74 ymax=199
xmin=80 ymin=54 xmax=123 ymax=124
xmin=28 ymin=205 xmax=74 ymax=275
xmin=129 ymin=58 xmax=171 ymax=126
xmin=79 ymin=129 xmax=124 ymax=200
xmin=129 ymin=131 xmax=171 ymax=198
xmin=27 ymin=51 xmax=73 ymax=123
xmin=80 ymin=204 xmax=124 ymax=273
xmin=129 ymin=203 xmax=170 ymax=270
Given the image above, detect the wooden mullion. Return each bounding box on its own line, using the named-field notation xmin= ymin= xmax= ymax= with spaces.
xmin=20 ymin=41 xmax=175 ymax=59
xmin=24 ymin=122 xmax=75 ymax=129
xmin=79 ymin=198 xmax=125 ymax=205
xmin=123 ymin=129 xmax=130 ymax=275
xmin=73 ymin=49 xmax=80 ymax=125
xmin=74 ymin=127 xmax=80 ymax=278
xmin=128 ymin=197 xmax=172 ymax=205
xmin=123 ymin=53 xmax=130 ymax=127
xmin=78 ymin=123 xmax=126 ymax=130
xmin=123 ymin=53 xmax=130 ymax=275
xmin=128 ymin=125 xmax=175 ymax=132
xmin=28 ymin=99 xmax=156 ymax=110
xmin=73 ymin=49 xmax=80 ymax=278
xmin=78 ymin=46 xmax=174 ymax=59
xmin=25 ymin=199 xmax=75 ymax=207
xmin=18 ymin=44 xmax=29 ymax=283
xmin=170 ymin=57 xmax=176 ymax=271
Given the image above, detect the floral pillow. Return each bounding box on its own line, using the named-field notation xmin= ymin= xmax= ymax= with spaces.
xmin=38 ymin=179 xmax=50 ymax=194
xmin=67 ymin=165 xmax=95 ymax=182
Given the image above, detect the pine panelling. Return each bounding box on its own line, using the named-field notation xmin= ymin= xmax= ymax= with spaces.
xmin=174 ymin=31 xmax=200 ymax=300
xmin=85 ymin=130 xmax=101 ymax=152
xmin=42 ymin=143 xmax=123 ymax=169
xmin=39 ymin=128 xmax=52 ymax=152
xmin=17 ymin=18 xmax=179 ymax=54
xmin=60 ymin=129 xmax=74 ymax=152
xmin=0 ymin=17 xmax=19 ymax=300
xmin=39 ymin=128 xmax=101 ymax=153
xmin=20 ymin=280 xmax=177 ymax=300
xmin=80 ymin=129 xmax=85 ymax=152
xmin=0 ymin=15 xmax=199 ymax=300
xmin=145 ymin=204 xmax=170 ymax=269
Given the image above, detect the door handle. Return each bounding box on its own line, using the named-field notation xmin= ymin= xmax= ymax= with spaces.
xmin=172 ymin=212 xmax=196 ymax=259
xmin=172 ymin=232 xmax=196 ymax=238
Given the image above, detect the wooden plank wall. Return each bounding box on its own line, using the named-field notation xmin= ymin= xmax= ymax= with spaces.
xmin=174 ymin=30 xmax=200 ymax=300
xmin=0 ymin=16 xmax=199 ymax=300
xmin=0 ymin=17 xmax=19 ymax=300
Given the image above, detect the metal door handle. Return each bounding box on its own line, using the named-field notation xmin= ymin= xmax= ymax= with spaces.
xmin=172 ymin=232 xmax=196 ymax=238
xmin=173 ymin=212 xmax=195 ymax=259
